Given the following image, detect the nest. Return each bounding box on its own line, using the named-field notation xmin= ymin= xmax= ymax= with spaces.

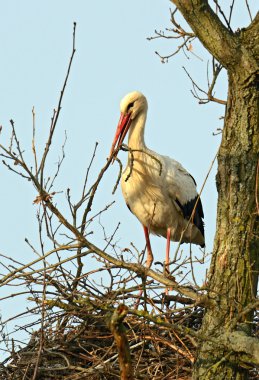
xmin=1 ymin=306 xmax=258 ymax=380
xmin=0 ymin=306 xmax=204 ymax=380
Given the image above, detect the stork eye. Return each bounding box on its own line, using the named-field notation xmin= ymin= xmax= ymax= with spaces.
xmin=127 ymin=102 xmax=134 ymax=112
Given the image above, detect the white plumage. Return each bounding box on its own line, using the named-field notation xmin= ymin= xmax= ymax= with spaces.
xmin=110 ymin=91 xmax=204 ymax=268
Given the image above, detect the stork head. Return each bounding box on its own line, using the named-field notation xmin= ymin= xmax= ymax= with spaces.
xmin=109 ymin=91 xmax=147 ymax=160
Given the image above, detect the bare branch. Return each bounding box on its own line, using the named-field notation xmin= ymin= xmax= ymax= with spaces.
xmin=108 ymin=304 xmax=133 ymax=380
xmin=38 ymin=22 xmax=76 ymax=186
xmin=170 ymin=0 xmax=238 ymax=69
xmin=183 ymin=65 xmax=227 ymax=105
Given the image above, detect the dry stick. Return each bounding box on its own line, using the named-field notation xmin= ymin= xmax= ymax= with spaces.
xmin=183 ymin=65 xmax=226 ymax=105
xmin=31 ymin=215 xmax=49 ymax=379
xmin=189 ymin=243 xmax=198 ymax=288
xmin=229 ymin=299 xmax=259 ymax=329
xmin=80 ymin=153 xmax=115 ymax=235
xmin=108 ymin=304 xmax=133 ymax=380
xmin=228 ymin=0 xmax=236 ymax=25
xmin=46 ymin=181 xmax=204 ymax=302
xmin=0 ymin=244 xmax=80 ymax=287
xmin=245 ymin=0 xmax=253 ymax=21
xmin=22 ymin=364 xmax=30 ymax=380
xmin=171 ymin=327 xmax=195 ymax=358
xmin=147 ymin=8 xmax=198 ymax=63
xmin=82 ymin=142 xmax=99 ymax=199
xmin=112 ymin=157 xmax=123 ymax=194
xmin=38 ymin=22 xmax=76 ymax=186
xmin=47 ymin=130 xmax=67 ymax=192
xmin=212 ymin=0 xmax=234 ymax=32
xmin=0 ymin=291 xmax=32 ymax=302
xmin=0 ymin=252 xmax=34 ymax=271
xmin=81 ymin=201 xmax=116 ymax=232
xmin=144 ymin=334 xmax=194 ymax=363
xmin=32 ymin=267 xmax=47 ymax=380
xmin=1 ymin=159 xmax=31 ymax=180
xmin=72 ymin=247 xmax=84 ymax=291
xmin=8 ymin=128 xmax=14 ymax=152
xmin=32 ymin=106 xmax=38 ymax=175
xmin=173 ymin=149 xmax=219 ymax=262
xmin=147 ymin=7 xmax=195 ymax=41
xmin=1 ymin=144 xmax=207 ymax=306
xmin=95 ymin=341 xmax=144 ymax=369
xmin=155 ymin=36 xmax=195 ymax=63
xmin=170 ymin=7 xmax=193 ymax=36
xmin=121 ymin=144 xmax=163 ymax=180
xmin=1 ymin=305 xmax=43 ymax=326
xmin=72 ymin=142 xmax=100 ymax=214
xmin=73 ymin=153 xmax=116 ymax=289
xmin=66 ymin=188 xmax=74 ymax=218
xmin=207 ymin=64 xmax=225 ymax=103
xmin=2 ymin=249 xmax=91 ymax=287
xmin=130 ymin=308 xmax=200 ymax=339
xmin=44 ymin=273 xmax=74 ymax=306
xmin=9 ymin=119 xmax=25 ymax=163
xmin=25 ymin=237 xmax=41 ymax=259
xmin=42 ymin=192 xmax=206 ymax=303
xmin=147 ymin=29 xmax=183 ymax=41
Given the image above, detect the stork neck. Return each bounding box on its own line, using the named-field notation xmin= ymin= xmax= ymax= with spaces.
xmin=127 ymin=111 xmax=147 ymax=150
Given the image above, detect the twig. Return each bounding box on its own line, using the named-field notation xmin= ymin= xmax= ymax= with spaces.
xmin=212 ymin=0 xmax=233 ymax=33
xmin=112 ymin=157 xmax=123 ymax=195
xmin=173 ymin=149 xmax=219 ymax=261
xmin=183 ymin=65 xmax=226 ymax=105
xmin=47 ymin=130 xmax=67 ymax=192
xmin=121 ymin=144 xmax=162 ymax=181
xmin=82 ymin=142 xmax=99 ymax=198
xmin=0 ymin=245 xmax=80 ymax=287
xmin=228 ymin=0 xmax=235 ymax=25
xmin=244 ymin=0 xmax=253 ymax=22
xmin=38 ymin=22 xmax=76 ymax=186
xmin=108 ymin=304 xmax=133 ymax=380
xmin=32 ymin=106 xmax=38 ymax=175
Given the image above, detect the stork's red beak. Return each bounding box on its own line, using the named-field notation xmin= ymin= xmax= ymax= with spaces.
xmin=109 ymin=112 xmax=131 ymax=160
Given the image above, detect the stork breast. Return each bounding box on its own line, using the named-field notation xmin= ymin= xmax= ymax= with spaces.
xmin=121 ymin=169 xmax=178 ymax=230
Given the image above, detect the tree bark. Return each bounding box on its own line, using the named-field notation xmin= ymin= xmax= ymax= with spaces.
xmin=193 ymin=69 xmax=259 ymax=379
xmin=170 ymin=2 xmax=259 ymax=379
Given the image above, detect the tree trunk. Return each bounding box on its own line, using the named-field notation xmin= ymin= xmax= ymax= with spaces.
xmin=193 ymin=49 xmax=259 ymax=380
xmin=168 ymin=2 xmax=259 ymax=377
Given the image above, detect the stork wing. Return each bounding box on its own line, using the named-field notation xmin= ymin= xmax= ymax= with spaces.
xmin=167 ymin=162 xmax=204 ymax=238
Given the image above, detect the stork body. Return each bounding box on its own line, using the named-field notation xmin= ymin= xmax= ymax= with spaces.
xmin=121 ymin=150 xmax=204 ymax=246
xmin=110 ymin=91 xmax=204 ymax=268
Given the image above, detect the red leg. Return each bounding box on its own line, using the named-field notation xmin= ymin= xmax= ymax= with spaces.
xmin=165 ymin=227 xmax=171 ymax=295
xmin=134 ymin=225 xmax=153 ymax=309
xmin=143 ymin=225 xmax=153 ymax=268
xmin=166 ymin=227 xmax=171 ymax=271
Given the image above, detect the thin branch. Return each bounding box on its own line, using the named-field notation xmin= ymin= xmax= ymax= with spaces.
xmin=170 ymin=0 xmax=237 ymax=68
xmin=212 ymin=0 xmax=233 ymax=32
xmin=183 ymin=65 xmax=226 ymax=105
xmin=173 ymin=149 xmax=219 ymax=261
xmin=38 ymin=22 xmax=76 ymax=186
xmin=81 ymin=142 xmax=99 ymax=199
xmin=228 ymin=0 xmax=235 ymax=26
xmin=244 ymin=0 xmax=253 ymax=21
xmin=108 ymin=305 xmax=133 ymax=380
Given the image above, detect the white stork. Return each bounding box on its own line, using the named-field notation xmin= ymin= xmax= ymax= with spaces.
xmin=109 ymin=91 xmax=204 ymax=270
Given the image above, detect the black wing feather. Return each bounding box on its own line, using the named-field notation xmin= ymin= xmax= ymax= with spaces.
xmin=126 ymin=203 xmax=133 ymax=214
xmin=175 ymin=195 xmax=205 ymax=243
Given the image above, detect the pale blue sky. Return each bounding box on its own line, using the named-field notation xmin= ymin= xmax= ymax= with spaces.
xmin=0 ymin=0 xmax=257 ymax=355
